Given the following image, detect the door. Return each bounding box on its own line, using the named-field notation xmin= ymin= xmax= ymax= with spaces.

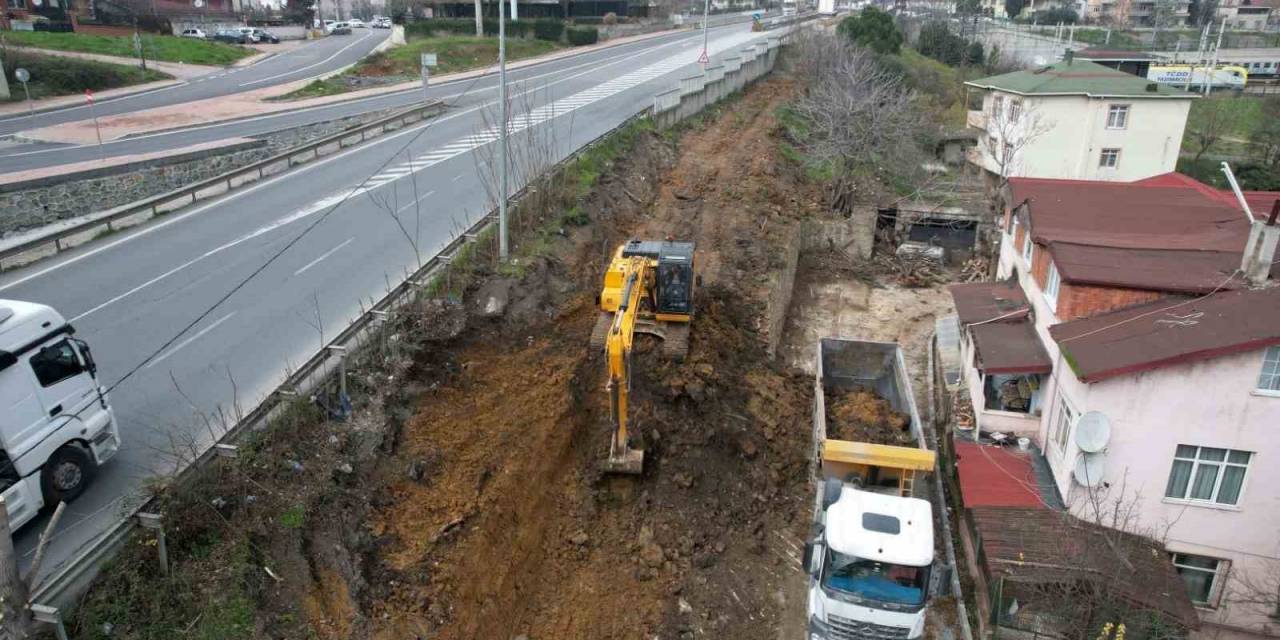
xmin=24 ymin=338 xmax=96 ymax=450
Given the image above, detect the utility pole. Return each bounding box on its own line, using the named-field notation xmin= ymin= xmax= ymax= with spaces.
xmin=0 ymin=498 xmax=33 ymax=639
xmin=1205 ymin=18 xmax=1224 ymax=96
xmin=510 ymin=0 xmax=517 ymax=21
xmin=701 ymin=0 xmax=710 ymax=63
xmin=498 ymin=0 xmax=509 ymax=261
xmin=473 ymin=0 xmax=483 ymax=36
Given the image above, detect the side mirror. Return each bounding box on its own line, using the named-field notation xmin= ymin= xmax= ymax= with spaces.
xmin=73 ymin=339 xmax=97 ymax=377
xmin=804 ymin=541 xmax=824 ymax=577
xmin=0 ymin=351 xmax=15 ymax=373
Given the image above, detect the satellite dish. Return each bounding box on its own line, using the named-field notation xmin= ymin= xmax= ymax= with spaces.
xmin=194 ymin=0 xmax=205 ymax=7
xmin=1074 ymin=411 xmax=1111 ymax=453
xmin=1033 ymin=55 xmax=1047 ymax=66
xmin=1073 ymin=452 xmax=1107 ymax=487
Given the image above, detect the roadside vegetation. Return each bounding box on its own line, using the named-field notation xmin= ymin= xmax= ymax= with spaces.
xmin=1179 ymin=95 xmax=1280 ymax=190
xmin=1 ymin=51 xmax=170 ymax=101
xmin=0 ymin=31 xmax=252 ymax=65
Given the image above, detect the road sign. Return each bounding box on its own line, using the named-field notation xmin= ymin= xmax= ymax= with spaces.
xmin=697 ymin=49 xmax=709 ymax=64
xmin=421 ymin=53 xmax=438 ymax=67
xmin=14 ymin=68 xmax=29 ymax=83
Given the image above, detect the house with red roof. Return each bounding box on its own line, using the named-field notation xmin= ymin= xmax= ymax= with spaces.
xmin=948 ymin=171 xmax=1280 ymax=638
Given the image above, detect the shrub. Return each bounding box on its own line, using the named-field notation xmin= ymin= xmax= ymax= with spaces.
xmin=566 ymin=26 xmax=598 ymax=46
xmin=602 ymin=11 xmax=618 ymax=25
xmin=836 ymin=7 xmax=902 ymax=55
xmin=534 ymin=18 xmax=564 ymax=41
xmin=482 ymin=19 xmax=531 ymax=38
xmin=405 ymin=18 xmax=476 ymax=37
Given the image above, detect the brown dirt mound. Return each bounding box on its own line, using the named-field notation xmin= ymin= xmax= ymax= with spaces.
xmin=826 ymin=389 xmax=912 ymax=445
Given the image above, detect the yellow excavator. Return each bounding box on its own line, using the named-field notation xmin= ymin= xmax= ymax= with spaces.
xmin=590 ymin=240 xmax=696 ymax=474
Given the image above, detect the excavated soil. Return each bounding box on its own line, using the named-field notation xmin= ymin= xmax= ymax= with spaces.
xmin=360 ymin=75 xmax=830 ymax=640
xmin=825 ymin=389 xmax=912 ymax=446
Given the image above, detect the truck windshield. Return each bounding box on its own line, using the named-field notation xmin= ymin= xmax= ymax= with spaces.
xmin=823 ymin=549 xmax=928 ymax=607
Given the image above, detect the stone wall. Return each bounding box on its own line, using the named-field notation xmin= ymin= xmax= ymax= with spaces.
xmin=652 ymin=36 xmax=781 ymax=129
xmin=0 ymin=109 xmax=394 ymax=238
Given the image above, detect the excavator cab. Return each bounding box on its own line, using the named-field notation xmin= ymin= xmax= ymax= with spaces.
xmin=591 ymin=240 xmax=697 ymax=474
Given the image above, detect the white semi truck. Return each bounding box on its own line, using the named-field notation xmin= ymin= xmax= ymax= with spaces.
xmin=818 ymin=0 xmax=836 ymax=15
xmin=1 ymin=300 xmax=120 ymax=531
xmin=803 ymin=338 xmax=945 ymax=640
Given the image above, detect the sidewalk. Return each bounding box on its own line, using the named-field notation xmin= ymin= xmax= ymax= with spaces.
xmin=0 ymin=77 xmax=184 ymax=119
xmin=5 ymin=46 xmax=219 ymax=79
xmin=13 ymin=24 xmax=706 ymax=145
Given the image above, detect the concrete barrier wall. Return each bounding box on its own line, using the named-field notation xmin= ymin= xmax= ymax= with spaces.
xmin=652 ymin=36 xmax=781 ymax=129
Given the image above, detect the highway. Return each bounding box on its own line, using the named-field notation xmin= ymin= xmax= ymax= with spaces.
xmin=0 ymin=25 xmax=741 ymax=174
xmin=0 ymin=27 xmax=390 ymax=139
xmin=0 ymin=21 xmax=775 ymax=587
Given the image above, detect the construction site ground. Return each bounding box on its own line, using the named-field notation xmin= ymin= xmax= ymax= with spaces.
xmin=71 ymin=71 xmax=958 ymax=640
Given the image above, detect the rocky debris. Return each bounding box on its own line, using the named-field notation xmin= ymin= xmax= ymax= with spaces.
xmin=471 ymin=278 xmax=515 ymax=318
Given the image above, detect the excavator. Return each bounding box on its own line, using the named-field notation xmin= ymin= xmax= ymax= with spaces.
xmin=590 ymin=240 xmax=697 ymax=474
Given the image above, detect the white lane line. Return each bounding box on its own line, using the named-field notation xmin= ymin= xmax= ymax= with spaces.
xmin=147 ymin=311 xmax=236 ymax=368
xmin=238 ymin=30 xmax=376 ymax=87
xmin=294 ymin=237 xmax=354 ymax=276
xmin=452 ymin=174 xmax=463 ymax=182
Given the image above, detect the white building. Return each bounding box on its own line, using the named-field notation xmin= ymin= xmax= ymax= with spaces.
xmin=965 ymin=58 xmax=1196 ymax=184
xmin=949 ymin=173 xmax=1280 ymax=638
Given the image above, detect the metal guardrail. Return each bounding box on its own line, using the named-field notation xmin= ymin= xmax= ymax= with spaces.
xmin=30 ymin=105 xmax=659 ymax=613
xmin=0 ymin=101 xmax=446 ymax=272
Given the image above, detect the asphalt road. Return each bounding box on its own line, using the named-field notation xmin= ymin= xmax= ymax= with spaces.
xmin=0 ymin=21 xmax=777 ymax=590
xmin=0 ymin=24 xmax=749 ymax=174
xmin=0 ymin=27 xmax=390 ymax=139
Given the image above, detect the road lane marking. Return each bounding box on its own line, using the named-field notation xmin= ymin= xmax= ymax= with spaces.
xmin=238 ymin=30 xmax=376 ymax=88
xmin=294 ymin=237 xmax=354 ymax=276
xmin=147 ymin=311 xmax=236 ymax=368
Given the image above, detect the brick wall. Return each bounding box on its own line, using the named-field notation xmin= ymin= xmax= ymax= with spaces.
xmin=1055 ymin=283 xmax=1163 ymax=320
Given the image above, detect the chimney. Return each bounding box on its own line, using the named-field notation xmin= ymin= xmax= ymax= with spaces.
xmin=1241 ymin=200 xmax=1280 ymax=285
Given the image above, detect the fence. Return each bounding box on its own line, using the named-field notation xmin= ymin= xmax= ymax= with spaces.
xmin=0 ymin=101 xmax=445 ymax=272
xmin=653 ymin=36 xmax=781 ymax=127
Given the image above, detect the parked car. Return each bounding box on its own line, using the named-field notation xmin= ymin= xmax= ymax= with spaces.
xmin=373 ymin=18 xmax=391 ymax=28
xmin=348 ymin=19 xmax=366 ymax=27
xmin=213 ymin=29 xmax=249 ymax=44
xmin=180 ymin=28 xmax=207 ymax=39
xmin=251 ymin=28 xmax=280 ymax=43
xmin=323 ymin=19 xmax=336 ymax=30
xmin=329 ymin=22 xmax=352 ymax=34
xmin=236 ymin=26 xmax=261 ymax=43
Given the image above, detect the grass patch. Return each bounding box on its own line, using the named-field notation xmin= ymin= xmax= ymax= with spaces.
xmin=1186 ymin=95 xmax=1265 ymax=141
xmin=3 ymin=53 xmax=170 ymax=101
xmin=279 ymin=504 xmax=305 ymax=529
xmin=276 ymin=77 xmax=349 ymax=99
xmin=1 ymin=30 xmax=252 ymax=65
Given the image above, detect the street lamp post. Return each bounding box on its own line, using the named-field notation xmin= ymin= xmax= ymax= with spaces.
xmin=498 ymin=0 xmax=510 ymax=261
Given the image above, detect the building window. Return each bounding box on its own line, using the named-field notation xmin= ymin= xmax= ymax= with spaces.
xmin=1106 ymin=104 xmax=1130 ymax=129
xmin=1021 ymin=232 xmax=1034 ymax=266
xmin=1257 ymin=345 xmax=1280 ymax=392
xmin=1164 ymin=445 xmax=1252 ymax=505
xmin=1172 ymin=553 xmax=1227 ymax=607
xmin=1009 ymin=100 xmax=1023 ymax=123
xmin=5 ymin=0 xmax=23 ymax=8
xmin=1099 ymin=148 xmax=1121 ymax=168
xmin=1051 ymin=394 xmax=1074 ymax=453
xmin=991 ymin=94 xmax=1004 ymax=117
xmin=987 ymin=134 xmax=997 ymax=155
xmin=1044 ymin=261 xmax=1061 ymax=310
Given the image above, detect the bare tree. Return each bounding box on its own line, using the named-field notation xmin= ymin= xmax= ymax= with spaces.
xmin=783 ymin=29 xmax=929 ymax=213
xmin=1189 ymin=99 xmax=1231 ymax=163
xmin=982 ymin=92 xmax=1054 ymax=192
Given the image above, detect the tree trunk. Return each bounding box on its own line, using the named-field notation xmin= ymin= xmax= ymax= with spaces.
xmin=0 ymin=498 xmax=32 ymax=639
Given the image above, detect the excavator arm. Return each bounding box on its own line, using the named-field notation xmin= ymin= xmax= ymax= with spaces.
xmin=604 ymin=256 xmax=649 ymax=474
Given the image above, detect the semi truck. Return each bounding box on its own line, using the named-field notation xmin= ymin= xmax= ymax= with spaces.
xmin=803 ymin=338 xmax=944 ymax=640
xmin=1 ymin=300 xmax=120 ymax=531
xmin=818 ymin=0 xmax=836 ymax=15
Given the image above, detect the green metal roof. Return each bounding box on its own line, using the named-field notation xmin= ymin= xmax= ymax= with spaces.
xmin=964 ymin=60 xmax=1194 ymax=98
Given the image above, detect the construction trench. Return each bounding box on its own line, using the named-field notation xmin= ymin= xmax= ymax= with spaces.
xmin=70 ymin=73 xmax=959 ymax=640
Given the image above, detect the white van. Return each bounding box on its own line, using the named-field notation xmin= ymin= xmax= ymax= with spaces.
xmin=1 ymin=300 xmax=120 ymax=531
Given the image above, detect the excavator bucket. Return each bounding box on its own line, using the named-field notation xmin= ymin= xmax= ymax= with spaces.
xmin=605 ymin=446 xmax=645 ymax=475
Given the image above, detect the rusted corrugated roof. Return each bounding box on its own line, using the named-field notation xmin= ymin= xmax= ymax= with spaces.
xmin=954 ymin=442 xmax=1047 ymax=509
xmin=1049 ymin=285 xmax=1280 ymax=382
xmin=971 ymin=506 xmax=1200 ymax=629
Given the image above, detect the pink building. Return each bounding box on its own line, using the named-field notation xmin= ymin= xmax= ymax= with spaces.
xmin=949 ymin=173 xmax=1280 ymax=638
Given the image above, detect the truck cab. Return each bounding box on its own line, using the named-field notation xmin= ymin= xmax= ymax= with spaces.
xmin=806 ymin=483 xmax=933 ymax=639
xmin=1 ymin=300 xmax=120 ymax=531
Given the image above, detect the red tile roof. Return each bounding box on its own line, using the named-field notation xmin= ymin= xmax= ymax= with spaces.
xmin=955 ymin=442 xmax=1047 ymax=509
xmin=1049 ymin=284 xmax=1280 ymax=382
xmin=1008 ymin=173 xmax=1280 ymax=294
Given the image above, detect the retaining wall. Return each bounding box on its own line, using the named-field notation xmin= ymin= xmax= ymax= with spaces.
xmin=0 ymin=109 xmax=394 ymax=238
xmin=651 ymin=35 xmax=781 ymax=129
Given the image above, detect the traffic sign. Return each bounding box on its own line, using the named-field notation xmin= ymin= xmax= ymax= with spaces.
xmin=421 ymin=53 xmax=438 ymax=67
xmin=697 ymin=49 xmax=709 ymax=64
xmin=14 ymin=68 xmax=29 ymax=83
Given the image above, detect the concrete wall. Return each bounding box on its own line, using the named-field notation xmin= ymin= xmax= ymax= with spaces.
xmin=0 ymin=110 xmax=392 ymax=238
xmin=652 ymin=36 xmax=781 ymax=129
xmin=971 ymin=90 xmax=1192 ymax=182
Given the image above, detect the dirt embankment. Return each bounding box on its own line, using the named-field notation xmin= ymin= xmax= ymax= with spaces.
xmin=72 ymin=75 xmax=833 ymax=640
xmin=359 ymin=75 xmax=829 ymax=640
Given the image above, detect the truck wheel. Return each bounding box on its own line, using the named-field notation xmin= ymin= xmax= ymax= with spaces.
xmin=41 ymin=444 xmax=96 ymax=505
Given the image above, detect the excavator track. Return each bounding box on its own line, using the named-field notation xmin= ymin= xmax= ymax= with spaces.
xmin=589 ymin=312 xmax=614 ymax=352
xmin=662 ymin=323 xmax=690 ymax=362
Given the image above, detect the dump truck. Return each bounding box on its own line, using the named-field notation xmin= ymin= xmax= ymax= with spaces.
xmin=803 ymin=338 xmax=944 ymax=640
xmin=1 ymin=300 xmax=120 ymax=531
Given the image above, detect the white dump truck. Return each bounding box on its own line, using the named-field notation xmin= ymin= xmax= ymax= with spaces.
xmin=804 ymin=338 xmax=945 ymax=640
xmin=1 ymin=300 xmax=120 ymax=531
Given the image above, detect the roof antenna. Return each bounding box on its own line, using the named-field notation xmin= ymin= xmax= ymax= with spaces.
xmin=1220 ymin=162 xmax=1255 ymax=223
